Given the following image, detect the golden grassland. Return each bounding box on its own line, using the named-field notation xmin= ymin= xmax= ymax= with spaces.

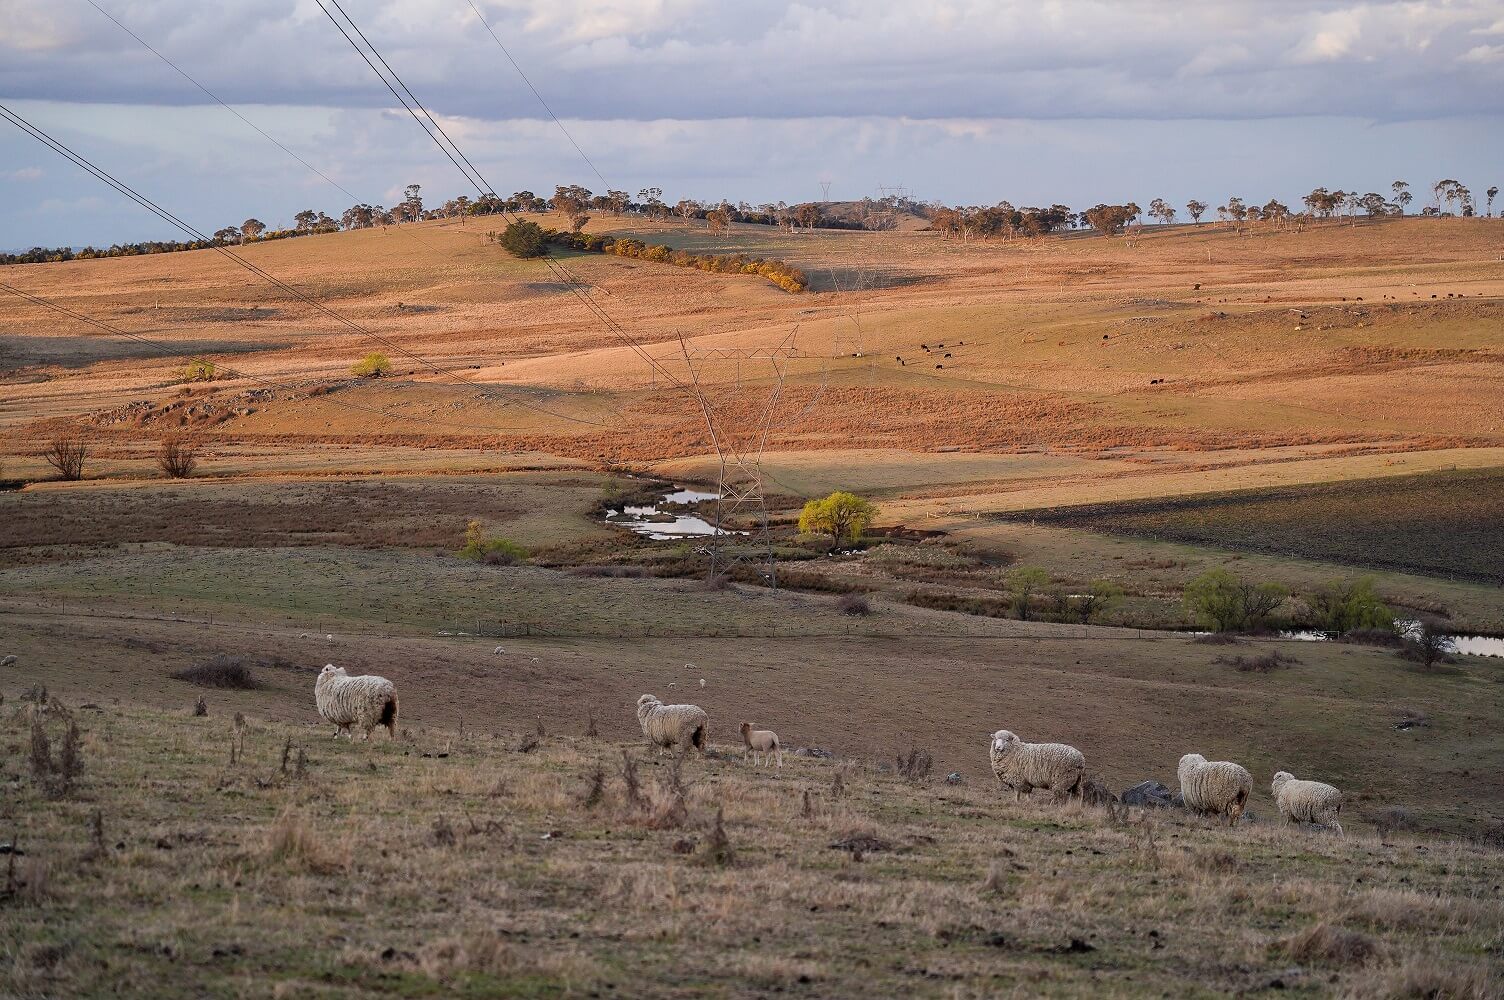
xmin=5 ymin=695 xmax=1502 ymax=998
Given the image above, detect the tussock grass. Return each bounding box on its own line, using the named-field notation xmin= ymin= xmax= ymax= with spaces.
xmin=5 ymin=703 xmax=1502 ymax=998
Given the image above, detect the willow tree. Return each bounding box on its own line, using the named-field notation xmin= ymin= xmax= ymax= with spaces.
xmin=798 ymin=492 xmax=876 ymax=550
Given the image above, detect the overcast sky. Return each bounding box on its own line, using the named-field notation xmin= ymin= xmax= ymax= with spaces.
xmin=3 ymin=0 xmax=1503 ymax=247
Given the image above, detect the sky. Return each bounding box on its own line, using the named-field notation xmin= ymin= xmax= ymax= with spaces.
xmin=3 ymin=0 xmax=1504 ymax=248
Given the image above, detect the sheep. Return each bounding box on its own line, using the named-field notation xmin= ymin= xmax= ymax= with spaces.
xmin=314 ymin=664 xmax=398 ymax=741
xmin=636 ymin=694 xmax=709 ymax=755
xmin=493 ymin=646 xmax=505 ymax=655
xmin=1271 ymin=771 xmax=1344 ymax=835
xmin=1 ymin=654 xmax=16 ymax=667
xmin=988 ymin=730 xmax=1085 ymax=802
xmin=740 ymin=722 xmax=783 ymax=768
xmin=1177 ymin=753 xmax=1253 ymax=826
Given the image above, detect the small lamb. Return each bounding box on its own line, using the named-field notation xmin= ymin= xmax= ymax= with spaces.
xmin=740 ymin=722 xmax=783 ymax=768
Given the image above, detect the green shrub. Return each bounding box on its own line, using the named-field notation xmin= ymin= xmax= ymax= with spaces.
xmin=497 ymin=220 xmax=546 ymax=258
xmin=180 ymin=359 xmax=216 ymax=382
xmin=1309 ymin=577 xmax=1392 ymax=633
xmin=351 ymin=353 xmax=391 ymax=378
xmin=458 ymin=519 xmax=527 ymax=565
xmin=1184 ymin=568 xmax=1288 ymax=632
xmin=1004 ymin=565 xmax=1049 ymax=621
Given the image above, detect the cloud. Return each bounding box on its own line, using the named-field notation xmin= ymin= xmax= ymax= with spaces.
xmin=1459 ymin=43 xmax=1504 ymax=63
xmin=6 ymin=167 xmax=44 ymax=180
xmin=0 ymin=1 xmax=1501 ymax=122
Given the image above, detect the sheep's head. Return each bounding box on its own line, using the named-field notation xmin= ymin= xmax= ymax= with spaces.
xmin=740 ymin=721 xmax=752 ymax=735
xmin=637 ymin=694 xmax=659 ymax=709
xmin=1179 ymin=753 xmax=1206 ymax=769
xmin=1271 ymin=770 xmax=1294 ymax=792
xmin=990 ymin=730 xmax=1017 ymax=753
xmin=319 ymin=664 xmax=346 ymax=678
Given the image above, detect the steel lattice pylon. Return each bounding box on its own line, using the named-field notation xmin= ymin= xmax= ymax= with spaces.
xmin=678 ymin=331 xmax=825 ymax=588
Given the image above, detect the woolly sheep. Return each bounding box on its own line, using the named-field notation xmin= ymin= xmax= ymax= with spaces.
xmin=740 ymin=721 xmax=783 ymax=768
xmin=315 ymin=664 xmax=399 ymax=741
xmin=1271 ymin=771 xmax=1344 ymax=835
xmin=636 ymin=694 xmax=709 ymax=755
xmin=989 ymin=730 xmax=1085 ymax=802
xmin=1177 ymin=753 xmax=1253 ymax=826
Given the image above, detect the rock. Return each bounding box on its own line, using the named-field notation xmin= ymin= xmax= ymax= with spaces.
xmin=945 ymin=772 xmax=963 ymax=785
xmin=795 ymin=747 xmax=835 ymax=759
xmin=0 ymin=655 xmax=16 ymax=667
xmin=1121 ymin=781 xmax=1175 ymax=808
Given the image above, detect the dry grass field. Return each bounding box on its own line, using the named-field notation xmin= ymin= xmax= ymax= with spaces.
xmin=4 ymin=214 xmax=1504 ymax=996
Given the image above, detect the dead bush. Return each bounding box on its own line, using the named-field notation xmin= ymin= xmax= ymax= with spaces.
xmin=172 ymin=655 xmax=263 ymax=689
xmin=1215 ymin=651 xmax=1299 ymax=673
xmin=836 ymin=593 xmax=872 ymax=616
xmin=698 ymin=806 xmax=735 ymax=866
xmin=156 ymin=436 xmax=198 ymax=478
xmin=41 ymin=434 xmax=87 ymax=481
xmin=1371 ymin=806 xmax=1418 ymax=839
xmin=896 ymin=747 xmax=933 ymax=782
xmin=29 ymin=718 xmax=83 ymax=797
xmin=1192 ymin=632 xmax=1243 ymax=645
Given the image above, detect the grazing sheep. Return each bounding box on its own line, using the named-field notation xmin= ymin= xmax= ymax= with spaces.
xmin=988 ymin=730 xmax=1085 ymax=802
xmin=314 ymin=664 xmax=398 ymax=741
xmin=1 ymin=654 xmax=16 ymax=667
xmin=636 ymin=694 xmax=709 ymax=755
xmin=1177 ymin=753 xmax=1253 ymax=826
xmin=740 ymin=722 xmax=783 ymax=768
xmin=1271 ymin=771 xmax=1344 ymax=835
xmin=493 ymin=646 xmax=505 ymax=655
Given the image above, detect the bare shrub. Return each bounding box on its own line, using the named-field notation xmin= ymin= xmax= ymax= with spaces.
xmin=1372 ymin=806 xmax=1418 ymax=839
xmin=580 ymin=763 xmax=607 ymax=809
xmin=619 ymin=750 xmax=646 ymax=811
xmin=1343 ymin=626 xmax=1403 ymax=648
xmin=1399 ymin=618 xmax=1457 ymax=671
xmin=42 ymin=434 xmax=87 ymax=481
xmin=836 ymin=593 xmax=872 ymax=616
xmin=30 ymin=718 xmax=83 ymax=797
xmin=430 ymin=816 xmax=457 ymax=847
xmin=1283 ymin=921 xmax=1378 ymax=967
xmin=193 ymin=696 xmax=208 ymax=717
xmin=515 ymin=732 xmax=540 ymax=754
xmin=697 ymin=572 xmax=732 ymax=592
xmin=1214 ymin=651 xmax=1299 ymax=673
xmin=1192 ymin=632 xmax=1243 ymax=645
xmin=156 ymin=436 xmax=198 ymax=478
xmin=698 ymin=806 xmax=734 ymax=866
xmin=647 ymin=757 xmax=691 ymax=829
xmin=896 ymin=747 xmax=933 ymax=783
xmin=172 ymin=655 xmax=263 ymax=689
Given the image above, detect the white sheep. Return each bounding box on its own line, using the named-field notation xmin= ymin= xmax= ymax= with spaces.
xmin=1 ymin=654 xmax=16 ymax=667
xmin=636 ymin=694 xmax=709 ymax=755
xmin=1271 ymin=771 xmax=1344 ymax=835
xmin=493 ymin=646 xmax=505 ymax=655
xmin=315 ymin=664 xmax=399 ymax=741
xmin=740 ymin=721 xmax=782 ymax=767
xmin=1177 ymin=753 xmax=1253 ymax=826
xmin=989 ymin=730 xmax=1085 ymax=802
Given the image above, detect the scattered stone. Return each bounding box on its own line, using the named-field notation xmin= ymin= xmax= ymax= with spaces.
xmin=1120 ymin=780 xmax=1175 ymax=808
xmin=945 ymin=772 xmax=963 ymax=785
xmin=794 ymin=747 xmax=835 ymax=759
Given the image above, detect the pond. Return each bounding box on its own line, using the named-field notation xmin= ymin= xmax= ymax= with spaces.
xmin=1278 ymin=621 xmax=1504 ymax=658
xmin=603 ymin=486 xmax=745 ymax=541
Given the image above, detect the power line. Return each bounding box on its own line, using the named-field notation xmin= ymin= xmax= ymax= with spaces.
xmin=85 ymin=0 xmax=450 ymax=254
xmin=313 ymin=0 xmax=691 ymax=393
xmin=0 ymin=101 xmax=610 ymax=429
xmin=0 ymin=279 xmax=603 ymax=436
xmin=462 ymin=0 xmax=611 ymax=192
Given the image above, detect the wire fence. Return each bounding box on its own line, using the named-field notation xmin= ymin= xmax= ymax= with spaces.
xmin=0 ymin=598 xmax=1175 ymax=643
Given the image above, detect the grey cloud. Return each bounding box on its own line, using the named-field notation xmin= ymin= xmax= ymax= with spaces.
xmin=2 ymin=1 xmax=1502 ymax=121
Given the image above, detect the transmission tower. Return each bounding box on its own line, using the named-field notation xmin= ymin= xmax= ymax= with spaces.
xmin=819 ymin=180 xmax=832 ymax=203
xmin=678 ymin=331 xmax=825 ymax=588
